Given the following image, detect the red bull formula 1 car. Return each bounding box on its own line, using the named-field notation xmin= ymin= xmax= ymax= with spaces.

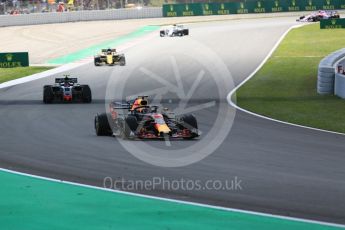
xmin=94 ymin=96 xmax=199 ymax=139
xmin=43 ymin=76 xmax=92 ymax=103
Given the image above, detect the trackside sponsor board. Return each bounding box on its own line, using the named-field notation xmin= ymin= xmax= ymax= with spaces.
xmin=320 ymin=18 xmax=345 ymax=28
xmin=0 ymin=52 xmax=29 ymax=68
xmin=163 ymin=0 xmax=345 ymax=17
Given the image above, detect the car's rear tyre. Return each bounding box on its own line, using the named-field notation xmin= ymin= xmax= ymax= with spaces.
xmin=179 ymin=114 xmax=198 ymax=139
xmin=81 ymin=85 xmax=92 ymax=103
xmin=314 ymin=16 xmax=322 ymax=22
xmin=95 ymin=113 xmax=112 ymax=136
xmin=119 ymin=56 xmax=126 ymax=66
xmin=94 ymin=57 xmax=101 ymax=66
xmin=122 ymin=116 xmax=138 ymax=138
xmin=43 ymin=85 xmax=54 ymax=104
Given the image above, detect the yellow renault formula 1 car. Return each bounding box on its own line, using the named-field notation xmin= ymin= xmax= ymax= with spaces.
xmin=94 ymin=48 xmax=126 ymax=66
xmin=94 ymin=96 xmax=199 ymax=139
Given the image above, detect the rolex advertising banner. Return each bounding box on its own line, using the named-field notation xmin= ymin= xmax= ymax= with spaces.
xmin=320 ymin=18 xmax=345 ymax=28
xmin=267 ymin=0 xmax=286 ymax=13
xmin=341 ymin=0 xmax=345 ymax=8
xmin=163 ymin=4 xmax=199 ymax=17
xmin=163 ymin=0 xmax=345 ymax=17
xmin=0 ymin=52 xmax=29 ymax=68
xmin=209 ymin=3 xmax=235 ymax=15
xmin=233 ymin=0 xmax=286 ymax=14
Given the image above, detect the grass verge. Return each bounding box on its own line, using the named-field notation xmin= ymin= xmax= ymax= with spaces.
xmin=0 ymin=66 xmax=52 ymax=84
xmin=236 ymin=23 xmax=345 ymax=133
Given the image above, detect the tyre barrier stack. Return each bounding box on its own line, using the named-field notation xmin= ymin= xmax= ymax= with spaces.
xmin=317 ymin=48 xmax=345 ymax=95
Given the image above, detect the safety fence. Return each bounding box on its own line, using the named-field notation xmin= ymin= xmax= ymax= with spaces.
xmin=163 ymin=0 xmax=345 ymax=17
xmin=0 ymin=7 xmax=162 ymax=27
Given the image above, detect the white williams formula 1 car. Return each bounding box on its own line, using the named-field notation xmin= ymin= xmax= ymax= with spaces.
xmin=160 ymin=24 xmax=189 ymax=37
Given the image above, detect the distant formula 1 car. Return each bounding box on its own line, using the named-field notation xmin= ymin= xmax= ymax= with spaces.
xmin=94 ymin=48 xmax=126 ymax=66
xmin=160 ymin=24 xmax=189 ymax=37
xmin=43 ymin=75 xmax=92 ymax=103
xmin=297 ymin=10 xmax=340 ymax=22
xmin=95 ymin=96 xmax=199 ymax=139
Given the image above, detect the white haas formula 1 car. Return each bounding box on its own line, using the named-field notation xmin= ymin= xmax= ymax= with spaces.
xmin=43 ymin=76 xmax=92 ymax=103
xmin=160 ymin=24 xmax=189 ymax=37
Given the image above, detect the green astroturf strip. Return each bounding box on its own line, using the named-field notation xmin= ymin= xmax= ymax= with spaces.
xmin=46 ymin=25 xmax=160 ymax=65
xmin=236 ymin=23 xmax=345 ymax=133
xmin=0 ymin=170 xmax=343 ymax=230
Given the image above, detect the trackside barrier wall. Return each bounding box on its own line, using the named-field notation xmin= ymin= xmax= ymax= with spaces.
xmin=320 ymin=18 xmax=345 ymax=28
xmin=317 ymin=48 xmax=345 ymax=95
xmin=335 ymin=58 xmax=345 ymax=98
xmin=335 ymin=73 xmax=345 ymax=98
xmin=163 ymin=0 xmax=345 ymax=17
xmin=0 ymin=8 xmax=162 ymax=27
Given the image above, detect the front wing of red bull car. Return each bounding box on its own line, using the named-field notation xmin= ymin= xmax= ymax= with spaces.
xmin=130 ymin=111 xmax=199 ymax=139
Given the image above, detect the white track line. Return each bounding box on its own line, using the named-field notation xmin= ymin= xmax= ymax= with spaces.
xmin=1 ymin=23 xmax=345 ymax=228
xmin=1 ymin=168 xmax=344 ymax=228
xmin=227 ymin=24 xmax=345 ymax=137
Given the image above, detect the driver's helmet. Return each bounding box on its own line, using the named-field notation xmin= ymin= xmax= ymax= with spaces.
xmin=131 ymin=98 xmax=148 ymax=112
xmin=107 ymin=48 xmax=112 ymax=55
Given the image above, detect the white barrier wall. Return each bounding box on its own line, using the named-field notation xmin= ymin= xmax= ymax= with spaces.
xmin=335 ymin=73 xmax=345 ymax=98
xmin=0 ymin=7 xmax=162 ymax=27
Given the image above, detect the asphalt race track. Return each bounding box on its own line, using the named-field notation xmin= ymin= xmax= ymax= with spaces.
xmin=1 ymin=17 xmax=345 ymax=224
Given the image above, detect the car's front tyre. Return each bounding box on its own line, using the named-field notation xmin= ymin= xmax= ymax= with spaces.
xmin=122 ymin=116 xmax=138 ymax=139
xmin=95 ymin=113 xmax=112 ymax=136
xmin=178 ymin=114 xmax=199 ymax=139
xmin=43 ymin=85 xmax=54 ymax=104
xmin=81 ymin=85 xmax=92 ymax=103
